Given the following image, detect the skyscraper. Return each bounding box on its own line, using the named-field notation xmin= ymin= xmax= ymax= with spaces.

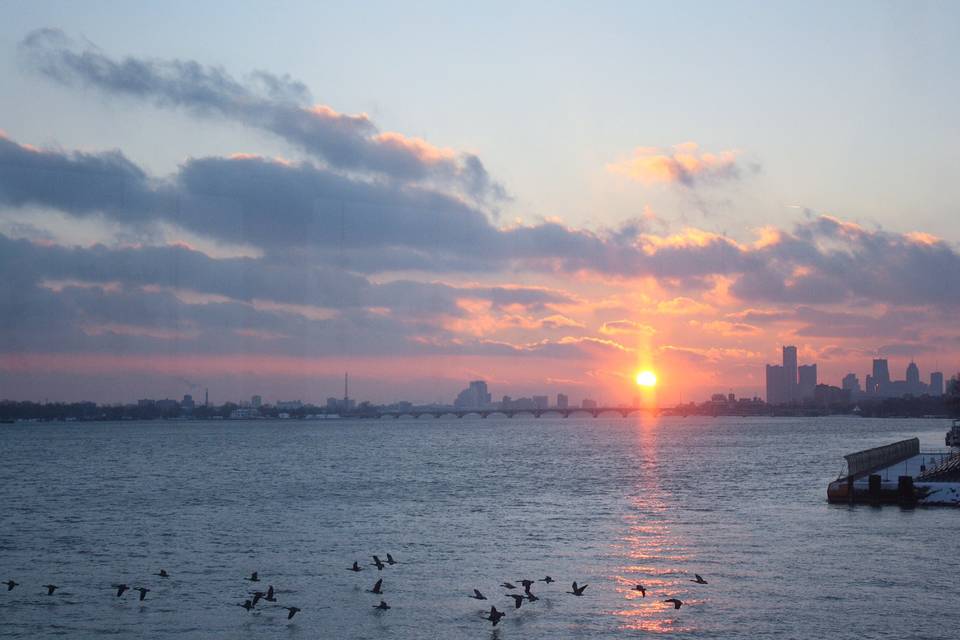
xmin=872 ymin=359 xmax=890 ymax=395
xmin=766 ymin=364 xmax=784 ymax=404
xmin=930 ymin=372 xmax=944 ymax=396
xmin=783 ymin=346 xmax=798 ymax=401
xmin=842 ymin=373 xmax=861 ymax=396
xmin=556 ymin=393 xmax=569 ymax=409
xmin=798 ymin=364 xmax=817 ymax=400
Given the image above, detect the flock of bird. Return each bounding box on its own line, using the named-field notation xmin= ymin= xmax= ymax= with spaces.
xmin=3 ymin=555 xmax=709 ymax=628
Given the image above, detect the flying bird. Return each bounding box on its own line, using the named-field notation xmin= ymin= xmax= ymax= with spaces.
xmin=42 ymin=584 xmax=58 ymax=595
xmin=525 ymin=592 xmax=539 ymax=602
xmin=348 ymin=561 xmax=363 ymax=572
xmin=664 ymin=598 xmax=683 ymax=609
xmin=519 ymin=579 xmax=535 ymax=592
xmin=134 ymin=587 xmax=150 ymax=601
xmin=246 ymin=571 xmax=260 ymax=582
xmin=485 ymin=606 xmax=505 ymax=626
xmin=238 ymin=599 xmax=254 ymax=611
xmin=506 ymin=593 xmax=525 ymax=609
xmin=251 ymin=591 xmax=265 ymax=606
xmin=155 ymin=569 xmax=169 ymax=578
xmin=633 ymin=584 xmax=646 ymax=597
xmin=470 ymin=589 xmax=487 ymax=600
xmin=500 ymin=582 xmax=516 ymax=589
xmin=386 ymin=553 xmax=397 ymax=565
xmin=4 ymin=580 xmax=18 ymax=591
xmin=367 ymin=578 xmax=383 ymax=595
xmin=371 ymin=556 xmax=385 ymax=571
xmin=540 ymin=576 xmax=554 ymax=584
xmin=567 ymin=581 xmax=588 ymax=596
xmin=283 ymin=606 xmax=301 ymax=619
xmin=692 ymin=574 xmax=708 ymax=584
xmin=265 ymin=585 xmax=276 ymax=602
xmin=113 ymin=584 xmax=129 ymax=597
xmin=373 ymin=600 xmax=391 ymax=610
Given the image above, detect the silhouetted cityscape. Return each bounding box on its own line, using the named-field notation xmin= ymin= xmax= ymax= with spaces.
xmin=765 ymin=345 xmax=947 ymax=407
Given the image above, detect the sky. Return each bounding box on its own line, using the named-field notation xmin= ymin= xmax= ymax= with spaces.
xmin=1 ymin=1 xmax=959 ymax=405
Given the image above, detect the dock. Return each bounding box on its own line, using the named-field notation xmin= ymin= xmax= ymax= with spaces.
xmin=827 ymin=438 xmax=960 ymax=506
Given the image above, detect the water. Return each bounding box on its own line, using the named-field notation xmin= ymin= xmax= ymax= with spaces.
xmin=1 ymin=416 xmax=957 ymax=639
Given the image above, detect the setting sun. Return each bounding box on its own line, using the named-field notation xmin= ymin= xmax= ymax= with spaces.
xmin=635 ymin=370 xmax=657 ymax=387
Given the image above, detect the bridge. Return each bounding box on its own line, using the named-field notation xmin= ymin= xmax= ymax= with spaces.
xmin=354 ymin=407 xmax=668 ymax=419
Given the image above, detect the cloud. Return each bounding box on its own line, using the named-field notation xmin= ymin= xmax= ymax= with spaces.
xmin=599 ymin=320 xmax=656 ymax=337
xmin=607 ymin=142 xmax=750 ymax=188
xmin=19 ymin=28 xmax=506 ymax=203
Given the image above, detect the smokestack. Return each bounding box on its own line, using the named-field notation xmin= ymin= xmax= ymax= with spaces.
xmin=344 ymin=372 xmax=349 ymax=403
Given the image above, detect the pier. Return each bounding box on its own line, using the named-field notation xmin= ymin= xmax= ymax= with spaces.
xmin=827 ymin=438 xmax=960 ymax=506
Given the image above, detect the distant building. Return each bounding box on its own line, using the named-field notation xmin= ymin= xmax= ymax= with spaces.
xmin=155 ymin=399 xmax=179 ymax=411
xmin=841 ymin=373 xmax=861 ymax=396
xmin=181 ymin=394 xmax=195 ymax=410
xmin=872 ymin=359 xmax=890 ymax=395
xmin=532 ymin=395 xmax=549 ymax=410
xmin=798 ymin=364 xmax=817 ymax=400
xmin=454 ymin=380 xmax=492 ymax=409
xmin=276 ymin=400 xmax=303 ymax=410
xmin=930 ymin=372 xmax=944 ymax=397
xmin=251 ymin=395 xmax=262 ymax=408
xmin=502 ymin=396 xmax=536 ymax=410
xmin=138 ymin=399 xmax=155 ymax=408
xmin=813 ymin=384 xmax=851 ymax=407
xmin=765 ymin=365 xmax=784 ymax=404
xmin=581 ymin=398 xmax=598 ymax=409
xmin=326 ymin=397 xmax=355 ymax=412
xmin=556 ymin=393 xmax=569 ymax=409
xmin=783 ymin=346 xmax=798 ymax=401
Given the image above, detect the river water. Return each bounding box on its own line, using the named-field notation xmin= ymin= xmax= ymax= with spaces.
xmin=1 ymin=416 xmax=957 ymax=639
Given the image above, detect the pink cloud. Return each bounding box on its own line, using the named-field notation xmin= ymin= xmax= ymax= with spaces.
xmin=607 ymin=142 xmax=746 ymax=187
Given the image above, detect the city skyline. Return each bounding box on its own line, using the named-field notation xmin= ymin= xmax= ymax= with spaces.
xmin=2 ymin=4 xmax=960 ymax=405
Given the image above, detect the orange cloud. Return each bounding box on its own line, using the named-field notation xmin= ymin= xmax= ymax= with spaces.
xmin=599 ymin=320 xmax=656 ymax=337
xmin=607 ymin=142 xmax=743 ymax=187
xmin=373 ymin=132 xmax=457 ymax=165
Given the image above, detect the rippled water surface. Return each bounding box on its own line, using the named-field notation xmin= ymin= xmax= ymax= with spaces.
xmin=1 ymin=416 xmax=958 ymax=639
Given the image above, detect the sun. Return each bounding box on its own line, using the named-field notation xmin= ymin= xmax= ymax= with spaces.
xmin=635 ymin=370 xmax=657 ymax=387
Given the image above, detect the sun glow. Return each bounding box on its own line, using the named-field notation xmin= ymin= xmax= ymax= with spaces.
xmin=635 ymin=370 xmax=657 ymax=387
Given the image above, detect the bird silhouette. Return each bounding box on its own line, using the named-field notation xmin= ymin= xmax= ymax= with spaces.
xmin=525 ymin=592 xmax=539 ymax=602
xmin=567 ymin=581 xmax=588 ymax=596
xmin=470 ymin=589 xmax=487 ymax=600
xmin=4 ymin=580 xmax=18 ymax=591
xmin=113 ymin=584 xmax=129 ymax=597
xmin=246 ymin=571 xmax=260 ymax=582
xmin=348 ymin=561 xmax=363 ymax=572
xmin=485 ymin=606 xmax=505 ymax=626
xmin=633 ymin=584 xmax=646 ymax=597
xmin=540 ymin=576 xmax=554 ymax=584
xmin=664 ymin=598 xmax=683 ymax=609
xmin=692 ymin=574 xmax=708 ymax=584
xmin=265 ymin=585 xmax=276 ymax=602
xmin=506 ymin=593 xmax=525 ymax=609
xmin=519 ymin=579 xmax=535 ymax=592
xmin=371 ymin=556 xmax=385 ymax=571
xmin=500 ymin=582 xmax=516 ymax=589
xmin=386 ymin=553 xmax=397 ymax=565
xmin=42 ymin=584 xmax=58 ymax=595
xmin=367 ymin=578 xmax=383 ymax=594
xmin=283 ymin=606 xmax=300 ymax=619
xmin=251 ymin=591 xmax=265 ymax=606
xmin=238 ymin=599 xmax=254 ymax=611
xmin=134 ymin=587 xmax=150 ymax=601
xmin=155 ymin=569 xmax=169 ymax=578
xmin=373 ymin=600 xmax=391 ymax=610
